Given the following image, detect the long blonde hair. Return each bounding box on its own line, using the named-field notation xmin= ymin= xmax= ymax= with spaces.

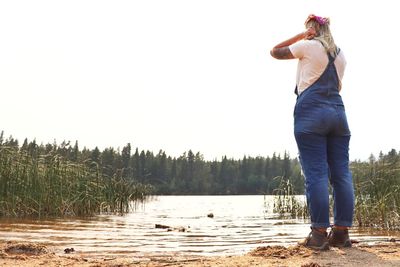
xmin=306 ymin=18 xmax=338 ymax=57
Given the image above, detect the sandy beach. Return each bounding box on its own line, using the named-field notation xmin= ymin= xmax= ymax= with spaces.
xmin=1 ymin=240 xmax=400 ymax=267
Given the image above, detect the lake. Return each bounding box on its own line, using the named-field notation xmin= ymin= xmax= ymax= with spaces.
xmin=0 ymin=195 xmax=398 ymax=257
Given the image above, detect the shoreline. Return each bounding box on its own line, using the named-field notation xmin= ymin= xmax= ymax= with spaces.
xmin=1 ymin=240 xmax=399 ymax=266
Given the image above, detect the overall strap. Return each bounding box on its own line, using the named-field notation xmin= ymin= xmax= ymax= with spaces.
xmin=327 ymin=47 xmax=341 ymax=63
xmin=294 ymin=47 xmax=341 ymax=97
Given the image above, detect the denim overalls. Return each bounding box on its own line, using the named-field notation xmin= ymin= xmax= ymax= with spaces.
xmin=294 ymin=50 xmax=354 ymax=228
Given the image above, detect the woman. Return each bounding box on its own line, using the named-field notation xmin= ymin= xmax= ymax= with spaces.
xmin=270 ymin=15 xmax=354 ymax=250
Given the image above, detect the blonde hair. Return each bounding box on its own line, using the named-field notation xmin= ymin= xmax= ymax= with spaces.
xmin=306 ymin=18 xmax=338 ymax=57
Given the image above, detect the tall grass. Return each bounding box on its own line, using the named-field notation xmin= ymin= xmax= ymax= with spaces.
xmin=272 ymin=176 xmax=308 ymax=219
xmin=352 ymin=155 xmax=400 ymax=230
xmin=0 ymin=145 xmax=153 ymax=217
xmin=272 ymin=152 xmax=400 ymax=230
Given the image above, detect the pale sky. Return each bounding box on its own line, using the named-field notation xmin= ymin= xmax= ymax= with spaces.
xmin=1 ymin=0 xmax=399 ymax=161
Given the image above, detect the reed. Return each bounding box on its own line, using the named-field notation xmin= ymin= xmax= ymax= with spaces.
xmin=272 ymin=176 xmax=308 ymax=219
xmin=352 ymin=156 xmax=400 ymax=230
xmin=271 ymin=152 xmax=400 ymax=230
xmin=0 ymin=146 xmax=153 ymax=217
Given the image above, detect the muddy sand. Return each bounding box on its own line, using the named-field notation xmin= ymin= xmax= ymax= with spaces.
xmin=1 ymin=240 xmax=400 ymax=266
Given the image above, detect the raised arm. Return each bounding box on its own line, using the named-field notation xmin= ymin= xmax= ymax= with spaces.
xmin=270 ymin=28 xmax=316 ymax=60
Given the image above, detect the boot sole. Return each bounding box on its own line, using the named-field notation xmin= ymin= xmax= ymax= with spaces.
xmin=306 ymin=242 xmax=330 ymax=251
xmin=330 ymin=240 xmax=352 ymax=248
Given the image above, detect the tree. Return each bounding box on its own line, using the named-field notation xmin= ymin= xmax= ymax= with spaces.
xmin=238 ymin=156 xmax=249 ymax=194
xmin=169 ymin=158 xmax=178 ymax=193
xmin=91 ymin=147 xmax=101 ymax=164
xmin=121 ymin=143 xmax=131 ymax=168
xmin=70 ymin=141 xmax=79 ymax=162
xmin=139 ymin=150 xmax=146 ymax=182
xmin=21 ymin=138 xmax=29 ymax=152
xmin=187 ymin=150 xmax=195 ymax=191
xmin=101 ymin=147 xmax=115 ymax=177
xmin=282 ymin=151 xmax=291 ymax=179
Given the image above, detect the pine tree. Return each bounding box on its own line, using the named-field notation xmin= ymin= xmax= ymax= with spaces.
xmin=91 ymin=147 xmax=101 ymax=164
xmin=70 ymin=141 xmax=79 ymax=162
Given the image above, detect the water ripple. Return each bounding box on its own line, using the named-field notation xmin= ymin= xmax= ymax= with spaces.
xmin=0 ymin=195 xmax=399 ymax=257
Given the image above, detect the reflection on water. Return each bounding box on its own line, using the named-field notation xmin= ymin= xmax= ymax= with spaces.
xmin=0 ymin=195 xmax=398 ymax=257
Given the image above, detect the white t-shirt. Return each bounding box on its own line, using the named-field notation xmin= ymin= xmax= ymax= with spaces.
xmin=289 ymin=40 xmax=346 ymax=95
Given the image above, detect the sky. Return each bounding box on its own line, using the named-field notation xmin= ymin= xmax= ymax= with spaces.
xmin=1 ymin=0 xmax=399 ymax=161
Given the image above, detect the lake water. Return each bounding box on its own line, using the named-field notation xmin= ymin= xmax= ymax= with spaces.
xmin=0 ymin=195 xmax=398 ymax=257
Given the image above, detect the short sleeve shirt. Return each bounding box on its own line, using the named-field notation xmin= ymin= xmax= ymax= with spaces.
xmin=289 ymin=40 xmax=346 ymax=95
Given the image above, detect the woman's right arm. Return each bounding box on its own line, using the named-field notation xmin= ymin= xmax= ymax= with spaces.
xmin=270 ymin=28 xmax=316 ymax=60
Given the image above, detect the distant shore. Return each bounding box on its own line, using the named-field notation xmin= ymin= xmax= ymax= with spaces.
xmin=1 ymin=240 xmax=399 ymax=266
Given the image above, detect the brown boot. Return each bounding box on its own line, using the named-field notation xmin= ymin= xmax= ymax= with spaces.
xmin=299 ymin=228 xmax=329 ymax=251
xmin=328 ymin=228 xmax=352 ymax=248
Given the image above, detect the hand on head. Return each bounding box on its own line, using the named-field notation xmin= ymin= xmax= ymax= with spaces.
xmin=304 ymin=27 xmax=316 ymax=40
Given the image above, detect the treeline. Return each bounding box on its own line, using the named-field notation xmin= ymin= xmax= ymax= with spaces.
xmin=0 ymin=131 xmax=304 ymax=196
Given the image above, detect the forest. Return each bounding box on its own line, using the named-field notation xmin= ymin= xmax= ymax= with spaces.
xmin=0 ymin=131 xmax=303 ymax=196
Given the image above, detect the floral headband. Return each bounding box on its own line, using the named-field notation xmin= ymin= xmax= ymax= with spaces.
xmin=305 ymin=14 xmax=329 ymax=26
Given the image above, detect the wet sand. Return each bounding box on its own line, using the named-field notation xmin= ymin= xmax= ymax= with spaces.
xmin=1 ymin=240 xmax=400 ymax=266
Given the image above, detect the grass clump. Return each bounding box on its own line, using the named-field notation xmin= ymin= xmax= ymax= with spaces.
xmin=272 ymin=149 xmax=400 ymax=230
xmin=272 ymin=176 xmax=308 ymax=219
xmin=352 ymin=151 xmax=400 ymax=230
xmin=0 ymin=143 xmax=152 ymax=218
